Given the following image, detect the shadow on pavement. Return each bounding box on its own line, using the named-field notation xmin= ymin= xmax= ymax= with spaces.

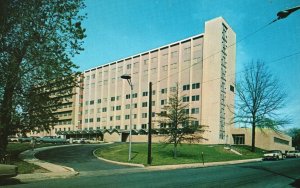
xmin=290 ymin=179 xmax=300 ymax=188
xmin=0 ymin=178 xmax=23 ymax=186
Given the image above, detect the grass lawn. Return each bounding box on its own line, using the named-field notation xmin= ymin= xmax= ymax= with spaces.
xmin=6 ymin=142 xmax=56 ymax=174
xmin=95 ymin=143 xmax=264 ymax=166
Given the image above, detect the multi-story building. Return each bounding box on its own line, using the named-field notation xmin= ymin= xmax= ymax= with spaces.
xmin=79 ymin=17 xmax=236 ymax=144
xmin=30 ymin=17 xmax=292 ymax=151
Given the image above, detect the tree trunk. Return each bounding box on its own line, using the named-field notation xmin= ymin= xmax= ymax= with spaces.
xmin=0 ymin=83 xmax=15 ymax=151
xmin=251 ymin=124 xmax=256 ymax=152
xmin=173 ymin=143 xmax=177 ymax=159
xmin=0 ymin=56 xmax=21 ymax=151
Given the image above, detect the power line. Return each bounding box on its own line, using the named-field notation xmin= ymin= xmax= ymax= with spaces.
xmin=152 ymin=19 xmax=279 ymax=87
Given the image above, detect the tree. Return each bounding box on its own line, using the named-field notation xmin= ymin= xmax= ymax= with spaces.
xmin=287 ymin=128 xmax=300 ymax=149
xmin=235 ymin=61 xmax=288 ymax=152
xmin=0 ymin=0 xmax=86 ymax=151
xmin=156 ymin=84 xmax=206 ymax=158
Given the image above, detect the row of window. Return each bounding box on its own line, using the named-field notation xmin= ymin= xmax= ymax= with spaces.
xmin=182 ymin=95 xmax=200 ymax=102
xmin=84 ymin=83 xmax=201 ymax=105
xmin=83 ymin=108 xmax=200 ymax=123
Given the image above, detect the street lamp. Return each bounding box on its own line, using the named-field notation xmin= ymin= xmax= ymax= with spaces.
xmin=271 ymin=5 xmax=300 ymax=23
xmin=121 ymin=74 xmax=133 ymax=161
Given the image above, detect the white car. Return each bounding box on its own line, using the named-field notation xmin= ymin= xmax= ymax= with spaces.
xmin=286 ymin=150 xmax=300 ymax=158
xmin=263 ymin=150 xmax=284 ymax=160
xmin=73 ymin=138 xmax=89 ymax=144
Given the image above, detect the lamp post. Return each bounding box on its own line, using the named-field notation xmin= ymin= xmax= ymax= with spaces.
xmin=121 ymin=74 xmax=133 ymax=161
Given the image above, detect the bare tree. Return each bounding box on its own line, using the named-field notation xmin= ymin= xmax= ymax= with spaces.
xmin=156 ymin=84 xmax=206 ymax=158
xmin=235 ymin=60 xmax=289 ymax=152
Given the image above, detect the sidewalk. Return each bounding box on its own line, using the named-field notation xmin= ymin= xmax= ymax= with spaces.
xmin=16 ymin=145 xmax=79 ymax=182
xmin=15 ymin=144 xmax=263 ymax=182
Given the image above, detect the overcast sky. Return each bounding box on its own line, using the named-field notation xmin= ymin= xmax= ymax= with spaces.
xmin=72 ymin=0 xmax=300 ymax=129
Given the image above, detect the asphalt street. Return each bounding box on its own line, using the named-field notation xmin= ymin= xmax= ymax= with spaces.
xmin=2 ymin=144 xmax=300 ymax=188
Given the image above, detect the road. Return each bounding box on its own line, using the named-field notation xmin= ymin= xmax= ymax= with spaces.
xmin=3 ymin=144 xmax=300 ymax=188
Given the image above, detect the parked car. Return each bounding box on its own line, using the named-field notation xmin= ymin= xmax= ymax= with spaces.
xmin=18 ymin=137 xmax=35 ymax=143
xmin=0 ymin=164 xmax=18 ymax=179
xmin=38 ymin=136 xmax=68 ymax=144
xmin=263 ymin=150 xmax=284 ymax=160
xmin=7 ymin=136 xmax=19 ymax=142
xmin=73 ymin=138 xmax=89 ymax=144
xmin=286 ymin=150 xmax=300 ymax=158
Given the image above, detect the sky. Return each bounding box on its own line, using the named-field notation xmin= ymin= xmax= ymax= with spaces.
xmin=72 ymin=0 xmax=300 ymax=130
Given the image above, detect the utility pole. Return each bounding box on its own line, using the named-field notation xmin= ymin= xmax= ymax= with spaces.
xmin=147 ymin=82 xmax=152 ymax=165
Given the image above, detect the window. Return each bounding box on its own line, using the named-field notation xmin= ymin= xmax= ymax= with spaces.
xmin=111 ymin=97 xmax=115 ymax=101
xmin=85 ymin=101 xmax=89 ymax=105
xmin=91 ymin=74 xmax=95 ymax=79
xmin=127 ymin=64 xmax=131 ymax=69
xmin=144 ymin=59 xmax=149 ymax=65
xmin=116 ymin=106 xmax=121 ymax=110
xmin=233 ymin=134 xmax=245 ymax=145
xmin=152 ymin=90 xmax=156 ymax=95
xmin=90 ymin=109 xmax=94 ymax=114
xmin=183 ymin=109 xmax=189 ymax=114
xmin=133 ymin=103 xmax=138 ymax=108
xmin=192 ymin=95 xmax=200 ymax=101
xmin=183 ymin=96 xmax=189 ymax=102
xmin=97 ymin=99 xmax=101 ymax=104
xmin=116 ymin=115 xmax=121 ymax=120
xmin=192 ymin=83 xmax=200 ymax=89
xmin=97 ymin=108 xmax=101 ymax=113
xmin=141 ymin=124 xmax=147 ymax=129
xmin=116 ymin=126 xmax=120 ymax=129
xmin=143 ymin=92 xmax=148 ymax=96
xmin=230 ymin=85 xmax=235 ymax=92
xmin=170 ymin=87 xmax=176 ymax=92
xmin=85 ymin=119 xmax=88 ymax=123
xmin=134 ymin=114 xmax=137 ymax=119
xmin=183 ymin=84 xmax=190 ymax=91
xmin=125 ymin=115 xmax=130 ymax=120
xmin=126 ymin=94 xmax=130 ymax=99
xmin=133 ymin=125 xmax=137 ymax=129
xmin=132 ymin=93 xmax=138 ymax=98
xmin=110 ymin=116 xmax=113 ymax=121
xmin=102 ymin=107 xmax=107 ymax=112
xmin=125 ymin=125 xmax=128 ymax=130
xmin=161 ymin=99 xmax=167 ymax=105
xmin=191 ymin=121 xmax=199 ymax=126
xmin=160 ymin=111 xmax=167 ymax=116
xmin=89 ymin=118 xmax=93 ymax=123
xmin=161 ymin=88 xmax=167 ymax=94
xmin=142 ymin=102 xmax=147 ymax=107
xmin=191 ymin=108 xmax=199 ymax=114
xmin=97 ymin=117 xmax=101 ymax=122
xmin=152 ymin=101 xmax=155 ymax=106
xmin=111 ymin=106 xmax=115 ymax=111
xmin=274 ymin=137 xmax=289 ymax=145
xmin=142 ymin=113 xmax=147 ymax=118
xmin=125 ymin=104 xmax=130 ymax=109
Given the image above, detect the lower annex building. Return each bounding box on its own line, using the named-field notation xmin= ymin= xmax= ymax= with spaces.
xmin=33 ymin=17 xmax=293 ymax=151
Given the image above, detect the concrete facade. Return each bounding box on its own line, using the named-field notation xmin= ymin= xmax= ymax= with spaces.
xmin=29 ymin=17 xmax=292 ymax=151
xmin=231 ymin=128 xmax=293 ymax=152
xmin=78 ymin=17 xmax=236 ymax=145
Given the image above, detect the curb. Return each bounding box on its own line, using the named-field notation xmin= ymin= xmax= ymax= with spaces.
xmin=17 ymin=144 xmax=80 ymax=182
xmin=92 ymin=143 xmax=262 ymax=170
xmin=146 ymin=158 xmax=263 ymax=171
xmin=93 ymin=148 xmax=145 ymax=168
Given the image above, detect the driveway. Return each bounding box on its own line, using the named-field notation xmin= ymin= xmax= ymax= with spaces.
xmin=35 ymin=144 xmax=136 ymax=172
